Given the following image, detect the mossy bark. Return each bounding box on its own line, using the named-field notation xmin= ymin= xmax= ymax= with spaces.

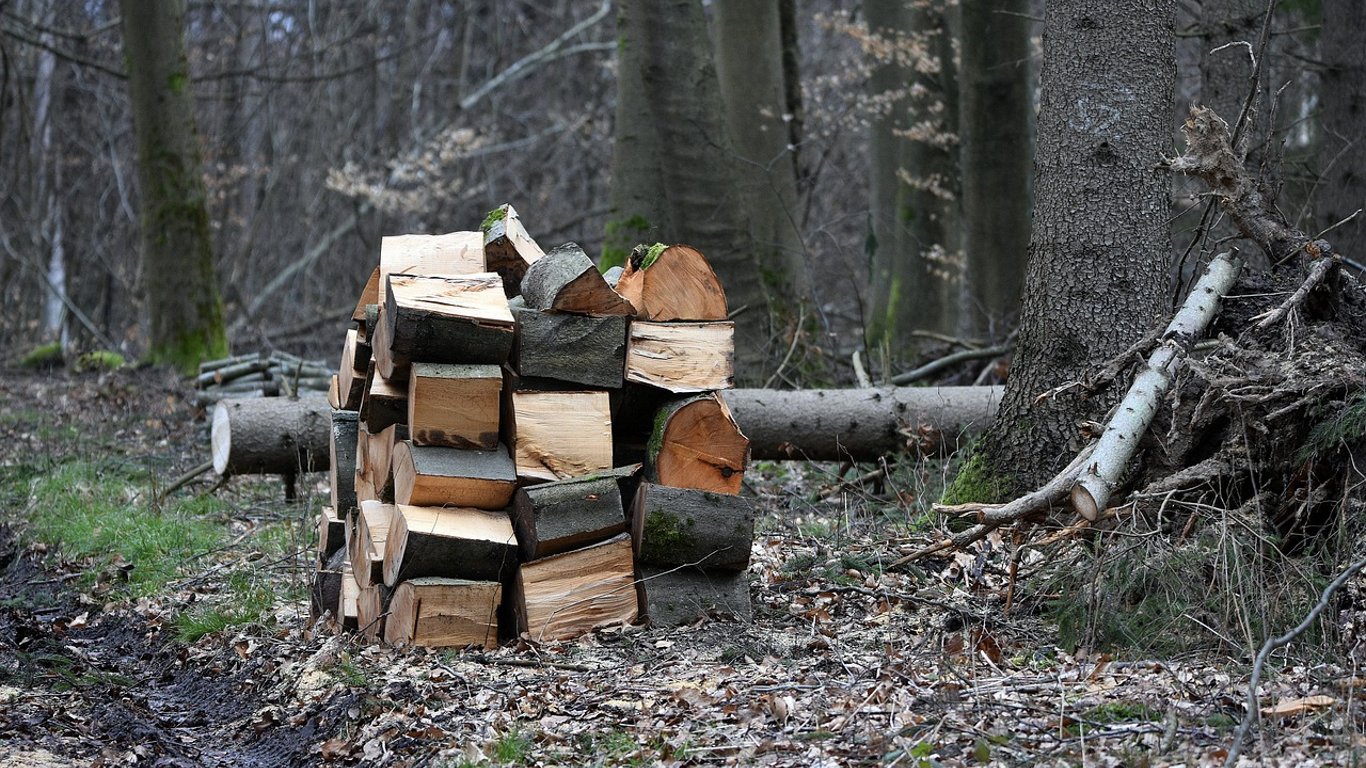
xmin=120 ymin=0 xmax=227 ymax=373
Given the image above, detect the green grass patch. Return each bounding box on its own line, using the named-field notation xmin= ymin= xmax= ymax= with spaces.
xmin=492 ymin=729 xmax=533 ymax=764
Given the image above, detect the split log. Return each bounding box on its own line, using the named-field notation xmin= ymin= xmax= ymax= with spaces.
xmin=407 ymin=363 xmax=501 ymax=449
xmin=211 ymin=395 xmax=330 ymax=476
xmin=383 ymin=577 xmax=502 ymax=649
xmin=337 ymin=329 xmax=367 ymax=410
xmin=720 ymin=385 xmax=1002 ymax=460
xmin=647 ymin=393 xmax=748 ymax=494
xmin=330 ymin=410 xmax=359 ymax=516
xmin=357 ymin=583 xmax=392 ymax=642
xmin=318 ymin=506 xmax=345 ymax=564
xmin=614 ymin=244 xmax=727 ymax=321
xmin=359 ymin=304 xmax=379 ymax=344
xmin=482 ymin=203 xmax=545 ymax=296
xmin=1071 ymin=251 xmax=1243 ymax=520
xmin=364 ymin=423 xmax=408 ymax=502
xmin=631 ymin=482 xmax=755 ymax=572
xmin=378 ymin=231 xmax=484 ymax=305
xmin=351 ymin=267 xmax=381 ymax=325
xmin=391 ymin=441 xmax=518 ymax=510
xmin=381 ymin=272 xmax=515 ymax=378
xmin=336 ymin=559 xmax=359 ymax=633
xmin=361 ymin=365 xmax=407 ymax=433
xmin=311 ymin=548 xmax=346 ymax=623
xmin=512 ymin=475 xmax=626 ymax=560
xmin=349 ymin=500 xmax=393 ymax=590
xmin=639 ymin=566 xmax=751 ymax=627
xmin=514 ymin=533 xmax=638 ymax=641
xmin=520 ymin=242 xmax=634 ymax=316
xmin=509 ymin=390 xmax=613 ymax=482
xmin=383 ymin=504 xmax=519 ymax=586
xmin=625 ymin=321 xmax=734 ymax=393
xmin=511 ymin=308 xmax=627 ymax=388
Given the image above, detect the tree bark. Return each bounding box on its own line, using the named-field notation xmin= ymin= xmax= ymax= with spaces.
xmin=1318 ymin=0 xmax=1366 ymax=264
xmin=959 ymin=0 xmax=1034 ymax=337
xmin=976 ymin=0 xmax=1176 ymax=493
xmin=607 ymin=0 xmax=771 ymax=382
xmin=120 ymin=0 xmax=228 ymax=372
xmin=713 ymin=1 xmax=811 ymax=311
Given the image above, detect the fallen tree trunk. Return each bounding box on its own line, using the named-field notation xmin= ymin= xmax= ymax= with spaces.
xmin=211 ymin=395 xmax=331 ymax=475
xmin=211 ymin=386 xmax=1001 ymax=472
xmin=720 ymin=385 xmax=1001 ymax=461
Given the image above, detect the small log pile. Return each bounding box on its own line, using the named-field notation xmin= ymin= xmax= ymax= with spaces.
xmin=313 ymin=204 xmax=756 ymax=647
xmin=194 ymin=351 xmax=333 ymax=404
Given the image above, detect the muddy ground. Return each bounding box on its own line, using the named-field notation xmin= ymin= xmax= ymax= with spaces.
xmin=0 ymin=366 xmax=1361 ymax=767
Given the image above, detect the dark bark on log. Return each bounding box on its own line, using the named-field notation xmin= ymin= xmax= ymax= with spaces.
xmin=520 ymin=243 xmax=634 ymax=315
xmin=512 ymin=308 xmax=627 ymax=388
xmin=631 ymin=482 xmax=755 ymax=573
xmin=382 ymin=273 xmax=514 ymax=378
xmin=383 ymin=504 xmax=518 ymax=586
xmin=211 ymin=395 xmax=331 ymax=476
xmin=311 ymin=547 xmax=346 ymax=623
xmin=330 ymin=410 xmax=359 ymax=516
xmin=640 ymin=565 xmax=751 ymax=627
xmin=392 ymin=441 xmax=518 ymax=510
xmin=512 ymin=475 xmax=626 ymax=560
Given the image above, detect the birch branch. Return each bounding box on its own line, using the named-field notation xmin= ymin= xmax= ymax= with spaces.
xmin=1071 ymin=251 xmax=1243 ymax=520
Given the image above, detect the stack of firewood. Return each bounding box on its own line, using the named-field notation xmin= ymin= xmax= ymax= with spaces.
xmin=312 ymin=204 xmax=755 ymax=648
xmin=194 ymin=351 xmax=332 ymax=404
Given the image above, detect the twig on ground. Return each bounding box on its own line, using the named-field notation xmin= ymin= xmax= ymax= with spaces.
xmin=157 ymin=460 xmax=213 ymax=501
xmin=1226 ymin=552 xmax=1366 ymax=767
xmin=891 ymin=344 xmax=1012 ymax=386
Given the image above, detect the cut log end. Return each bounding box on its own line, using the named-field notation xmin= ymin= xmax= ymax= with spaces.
xmin=1071 ymin=482 xmax=1101 ymax=522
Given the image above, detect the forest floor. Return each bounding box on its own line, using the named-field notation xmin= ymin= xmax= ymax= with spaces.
xmin=0 ymin=365 xmax=1361 ymax=767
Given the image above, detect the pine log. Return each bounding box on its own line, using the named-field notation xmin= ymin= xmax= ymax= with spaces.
xmin=378 ymin=231 xmax=484 ymax=305
xmin=383 ymin=577 xmax=502 ymax=649
xmin=357 ymin=583 xmax=392 ymax=642
xmin=383 ymin=504 xmax=518 ymax=586
xmin=407 ymin=363 xmax=501 ymax=449
xmin=311 ymin=548 xmax=346 ymax=623
xmin=337 ymin=328 xmax=367 ymax=410
xmin=351 ymin=266 xmax=381 ymax=324
xmin=647 ymin=393 xmax=748 ymax=494
xmin=511 ymin=308 xmax=627 ymax=388
xmin=336 ymin=559 xmax=360 ymax=632
xmin=381 ymin=272 xmax=515 ymax=378
xmin=211 ymin=396 xmax=330 ymax=476
xmin=520 ymin=242 xmax=634 ymax=316
xmin=391 ymin=440 xmax=518 ymax=510
xmin=330 ymin=410 xmax=359 ymax=516
xmin=482 ymin=203 xmax=545 ymax=296
xmin=614 ymin=244 xmax=728 ymax=321
xmin=639 ymin=566 xmax=751 ymax=627
xmin=631 ymin=482 xmax=754 ymax=573
xmin=350 ymin=500 xmax=394 ymax=590
xmin=318 ymin=506 xmax=345 ymax=564
xmin=361 ymin=364 xmax=408 ymax=434
xmin=509 ymin=391 xmax=613 ymax=482
xmin=625 ymin=321 xmax=734 ymax=393
xmin=512 ymin=475 xmax=625 ymax=560
xmin=514 ymin=533 xmax=638 ymax=641
xmin=720 ymin=385 xmax=1000 ymax=460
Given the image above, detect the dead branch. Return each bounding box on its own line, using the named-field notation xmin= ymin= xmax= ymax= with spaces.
xmin=1252 ymin=252 xmax=1338 ymax=331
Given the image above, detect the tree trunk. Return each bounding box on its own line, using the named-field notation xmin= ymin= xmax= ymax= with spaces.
xmin=713 ymin=1 xmax=811 ymax=311
xmin=959 ymin=0 xmax=1034 ymax=337
xmin=607 ymin=0 xmax=772 ymax=382
xmin=866 ymin=0 xmax=961 ymax=356
xmin=975 ymin=0 xmax=1176 ymax=493
xmin=1318 ymin=0 xmax=1366 ymax=265
xmin=119 ymin=0 xmax=228 ymax=372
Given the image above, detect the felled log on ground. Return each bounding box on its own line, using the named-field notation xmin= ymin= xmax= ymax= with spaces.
xmin=721 ymin=385 xmax=1002 ymax=461
xmin=215 ymin=386 xmax=1000 ymax=471
xmin=211 ymin=395 xmax=331 ymax=475
xmin=631 ymin=482 xmax=755 ymax=573
xmin=383 ymin=577 xmax=502 ymax=649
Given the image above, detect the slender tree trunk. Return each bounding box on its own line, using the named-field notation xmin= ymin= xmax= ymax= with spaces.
xmin=120 ymin=0 xmax=228 ymax=371
xmin=959 ymin=0 xmax=1034 ymax=338
xmin=714 ymin=2 xmax=811 ymax=315
xmin=33 ymin=3 xmax=65 ymax=341
xmin=973 ymin=0 xmax=1176 ymax=493
xmin=1318 ymin=0 xmax=1366 ymax=263
xmin=607 ymin=0 xmax=771 ymax=382
xmin=866 ymin=0 xmax=960 ymax=359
